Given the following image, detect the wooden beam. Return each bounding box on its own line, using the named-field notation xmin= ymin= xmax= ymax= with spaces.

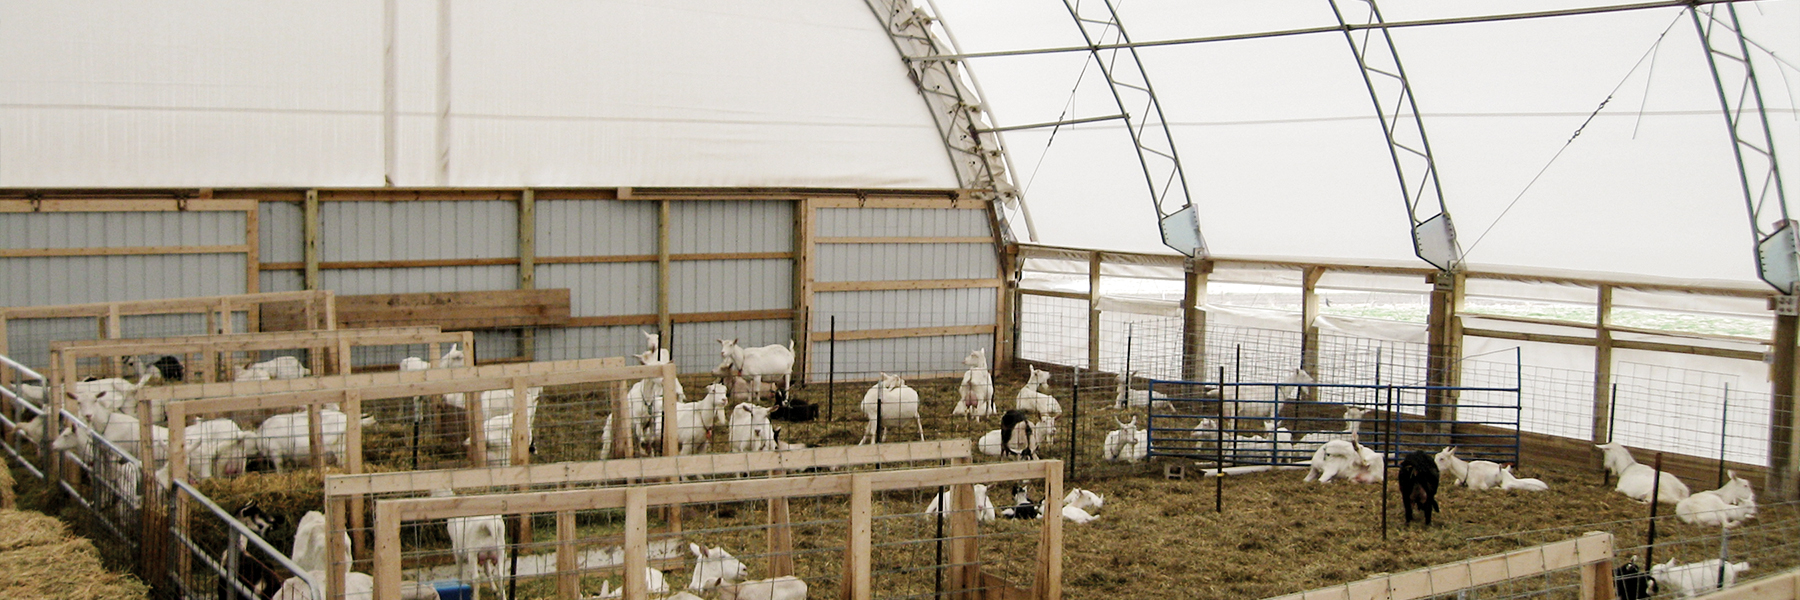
xmin=565 ymin=309 xmax=795 ymax=329
xmin=1462 ymin=328 xmax=1599 ymax=347
xmin=814 ymin=236 xmax=993 ymax=244
xmin=556 ymin=511 xmax=577 ymax=599
xmin=326 ymin=439 xmax=971 ymax=497
xmin=1019 ymin=289 xmax=1089 ymax=302
xmin=1426 ymin=272 xmax=1465 ymax=440
xmin=0 ymin=244 xmax=251 ymax=258
xmin=1300 ymin=266 xmax=1325 ymax=397
xmin=1262 ymin=532 xmax=1613 ymax=600
xmin=1772 ymin=301 xmax=1799 ymax=501
xmin=0 ymin=290 xmax=326 ymax=320
xmin=1611 ymin=339 xmax=1767 ymax=361
xmin=519 ymin=188 xmax=538 ymax=361
xmin=1686 ymin=569 xmax=1798 ymax=600
xmin=814 ymin=279 xmax=1001 ymax=292
xmin=1182 ymin=259 xmax=1210 ymax=380
xmin=808 ymin=196 xmax=985 ymax=209
xmin=807 ymin=324 xmax=996 ymax=342
xmin=0 ymin=198 xmax=256 ymax=213
xmin=265 ymin=289 xmax=572 ymax=331
xmin=794 ymin=198 xmax=815 ymax=383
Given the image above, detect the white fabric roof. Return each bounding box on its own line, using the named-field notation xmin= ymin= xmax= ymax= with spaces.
xmin=932 ymin=0 xmax=1799 ymax=283
xmin=0 ymin=1 xmax=958 ymax=189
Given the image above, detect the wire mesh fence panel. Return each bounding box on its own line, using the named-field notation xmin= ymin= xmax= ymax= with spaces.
xmin=168 ymin=480 xmax=320 ymax=600
xmin=55 ymin=412 xmax=146 ymax=569
xmin=1610 ymin=362 xmax=1770 ymax=468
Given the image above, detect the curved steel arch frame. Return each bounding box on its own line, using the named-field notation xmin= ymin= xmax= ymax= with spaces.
xmin=1691 ymin=4 xmax=1794 ymax=295
xmin=863 ymin=0 xmax=1032 ymax=244
xmin=1058 ymin=0 xmax=1207 ymax=258
xmin=1328 ymin=0 xmax=1462 ymax=272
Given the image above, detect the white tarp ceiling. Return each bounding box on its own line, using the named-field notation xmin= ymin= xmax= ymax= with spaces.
xmin=0 ymin=1 xmax=958 ymax=189
xmin=932 ymin=0 xmax=1799 ymax=284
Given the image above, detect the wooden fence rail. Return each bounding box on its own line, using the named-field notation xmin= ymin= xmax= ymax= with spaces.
xmin=1261 ymin=532 xmax=1615 ymax=600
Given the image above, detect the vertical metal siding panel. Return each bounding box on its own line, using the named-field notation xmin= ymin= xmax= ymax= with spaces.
xmin=671 ymin=260 xmax=791 ymax=314
xmin=812 ymin=290 xmax=994 ymax=330
xmin=260 ymin=202 xmax=305 ymax=263
xmin=260 ymin=271 xmax=305 ymax=293
xmin=320 ymin=266 xmax=515 ymax=295
xmin=2 ymin=255 xmax=244 ymax=306
xmin=807 ymin=334 xmax=993 ymax=380
xmin=669 ymin=201 xmax=793 ymax=254
xmin=537 ymin=263 xmax=656 ymax=316
xmin=119 ymin=314 xmax=210 ymax=339
xmin=536 ymin=326 xmax=648 ymax=362
xmin=816 ymin=244 xmax=992 ymax=282
xmin=537 ymin=200 xmax=655 ymax=257
xmin=320 ymin=201 xmax=516 ymax=261
xmin=0 ymin=211 xmax=244 ymax=249
xmin=814 ymin=208 xmax=988 ymax=238
xmin=5 ymin=318 xmax=97 ymax=372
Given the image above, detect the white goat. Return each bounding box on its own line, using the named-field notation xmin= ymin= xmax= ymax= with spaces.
xmin=1114 ymin=371 xmax=1172 ymax=411
xmin=1676 ymin=471 xmax=1757 ymax=528
xmin=728 ymin=402 xmax=776 ymax=453
xmin=290 ymin=510 xmax=352 ymax=575
xmin=976 ymin=416 xmax=1055 ymax=458
xmin=398 ymin=356 xmax=430 ymax=372
xmin=1651 ymin=558 xmax=1750 ymax=599
xmin=187 ymin=418 xmax=253 ymax=479
xmin=1223 ymin=369 xmax=1312 ymax=428
xmin=67 ymin=373 xmax=155 ymax=419
xmin=858 ymin=373 xmax=923 ymax=445
xmin=1063 ymin=488 xmax=1104 ymax=513
xmin=716 ymin=576 xmax=807 ymax=600
xmin=1496 ymin=465 xmax=1550 ymax=491
xmin=976 ymin=429 xmax=1004 ymax=456
xmin=437 ymin=489 xmax=509 ymax=600
xmin=953 ymin=349 xmax=997 ymax=420
xmin=1291 ymin=406 xmax=1371 ymax=452
xmin=1103 ymin=416 xmax=1147 ymax=462
xmin=58 ymin=409 xmax=168 ymax=464
xmin=1434 ymin=447 xmax=1504 ymax=490
xmin=1014 ymin=366 xmax=1061 ymax=416
xmin=438 ymin=344 xmax=467 ymax=369
xmin=1305 ymin=440 xmax=1382 ymax=484
xmin=1061 ymin=505 xmax=1101 ymax=524
xmin=1596 ymin=442 xmax=1691 ymax=504
xmin=675 ymin=383 xmax=730 ymax=455
xmin=688 ymin=543 xmax=750 ymax=591
xmin=478 ymin=412 xmax=526 ymax=467
xmin=925 ymin=484 xmax=996 ymax=522
xmin=717 ymin=338 xmax=795 ymax=392
xmin=255 ymin=409 xmax=354 ymax=472
xmin=237 ymin=356 xmax=311 ymax=380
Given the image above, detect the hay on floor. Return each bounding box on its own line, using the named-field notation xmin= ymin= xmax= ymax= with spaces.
xmin=0 ymin=509 xmax=148 ymax=600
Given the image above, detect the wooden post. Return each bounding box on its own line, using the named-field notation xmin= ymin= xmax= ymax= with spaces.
xmin=1300 ymin=266 xmax=1325 ymax=398
xmin=625 ymin=487 xmax=649 ymax=600
xmin=1087 ymin=252 xmax=1102 ymax=371
xmin=1581 ymin=558 xmax=1616 ymax=600
xmin=374 ymin=503 xmax=400 ymax=600
xmin=1593 ymin=285 xmax=1616 ymax=444
xmin=846 ymin=474 xmax=873 ymax=600
xmin=105 ymin=305 xmax=121 ymax=377
xmin=308 ymin=403 xmax=325 ymax=471
xmin=1769 ymin=298 xmax=1799 ymax=501
xmin=511 ymin=378 xmax=534 ymax=545
xmin=137 ymin=398 xmax=158 ymax=577
xmin=345 ymin=391 xmax=368 ymax=567
xmin=468 ymin=383 xmax=488 ymax=467
xmin=792 ymin=198 xmax=815 ymax=382
xmin=947 ymin=480 xmax=979 ymax=598
xmin=1036 ymin=462 xmax=1064 ymax=600
xmin=557 ymin=510 xmax=577 ymax=599
xmin=660 ymin=363 xmax=681 ymax=533
xmin=766 ymin=482 xmax=794 ymax=577
xmin=336 ymin=338 xmax=353 ymax=376
xmin=326 ymin=496 xmax=350 ymax=600
xmin=245 ymin=200 xmax=261 ymax=301
xmin=657 ymin=199 xmax=672 ymax=347
xmin=519 ymin=189 xmax=537 ymax=362
xmin=304 ymin=190 xmax=321 ymax=291
xmin=168 ymin=405 xmax=189 ymax=483
xmin=610 ymin=380 xmax=633 ymax=459
xmin=1181 ymin=259 xmax=1210 ymax=381
xmin=995 ymin=247 xmax=1018 ymax=374
xmin=1425 ymin=271 xmax=1465 ymax=441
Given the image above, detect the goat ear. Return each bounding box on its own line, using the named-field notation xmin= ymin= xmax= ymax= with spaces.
xmin=690 ymin=542 xmax=704 ymax=558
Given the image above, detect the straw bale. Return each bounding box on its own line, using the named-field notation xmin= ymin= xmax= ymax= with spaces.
xmin=0 ymin=510 xmax=148 ymax=599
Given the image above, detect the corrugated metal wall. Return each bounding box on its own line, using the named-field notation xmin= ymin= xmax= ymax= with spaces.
xmin=3 ymin=194 xmax=1001 ymax=378
xmin=809 ymin=207 xmax=999 ymax=378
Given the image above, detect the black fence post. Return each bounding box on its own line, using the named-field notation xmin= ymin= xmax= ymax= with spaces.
xmin=828 ymin=316 xmax=836 ymax=421
xmin=1719 ymin=383 xmax=1731 ymax=487
xmin=1069 ymin=367 xmax=1080 ymax=479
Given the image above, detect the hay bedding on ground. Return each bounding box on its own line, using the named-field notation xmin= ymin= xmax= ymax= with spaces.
xmin=0 ymin=509 xmax=149 ymax=599
xmin=162 ymin=370 xmax=1798 ymax=599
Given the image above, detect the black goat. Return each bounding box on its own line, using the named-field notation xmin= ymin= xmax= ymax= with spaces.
xmin=768 ymin=392 xmax=818 ymax=423
xmin=219 ymin=501 xmax=284 ymax=600
xmin=999 ymin=409 xmax=1041 ymax=460
xmin=999 ymin=484 xmax=1040 ymax=520
xmin=1615 ymin=558 xmax=1655 ymax=600
xmin=1398 ymin=450 xmax=1440 ymax=526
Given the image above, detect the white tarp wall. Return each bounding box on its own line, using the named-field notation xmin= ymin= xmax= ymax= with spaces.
xmin=0 ymin=1 xmax=959 ymax=190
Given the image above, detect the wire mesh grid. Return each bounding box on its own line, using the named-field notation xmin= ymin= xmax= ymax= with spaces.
xmin=167 ymin=479 xmax=322 ymax=600
xmin=1609 ymin=363 xmax=1769 ymax=468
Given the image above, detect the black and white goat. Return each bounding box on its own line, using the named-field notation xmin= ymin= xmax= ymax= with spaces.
xmin=219 ymin=502 xmax=284 ymax=600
